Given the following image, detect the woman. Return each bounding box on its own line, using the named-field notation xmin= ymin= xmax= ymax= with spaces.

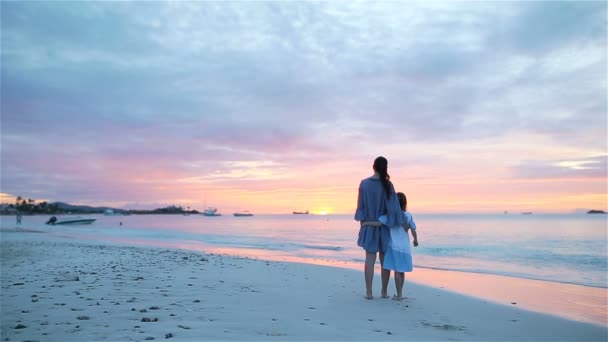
xmin=355 ymin=156 xmax=406 ymax=299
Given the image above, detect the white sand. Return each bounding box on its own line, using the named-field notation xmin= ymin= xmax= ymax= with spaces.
xmin=1 ymin=230 xmax=606 ymax=341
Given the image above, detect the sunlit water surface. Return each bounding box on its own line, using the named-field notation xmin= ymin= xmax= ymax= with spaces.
xmin=4 ymin=213 xmax=606 ymax=288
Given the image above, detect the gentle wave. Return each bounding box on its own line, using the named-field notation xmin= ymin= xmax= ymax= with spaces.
xmin=416 ymin=246 xmax=607 ymax=271
xmin=413 ymin=265 xmax=608 ymax=289
xmin=185 ymin=234 xmax=345 ymax=252
xmin=53 ymin=227 xmax=347 ymax=253
xmin=298 ymin=243 xmax=344 ymax=251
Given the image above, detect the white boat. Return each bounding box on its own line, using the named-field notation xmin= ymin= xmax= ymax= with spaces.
xmin=202 ymin=207 xmax=221 ymax=216
xmin=46 ymin=216 xmax=96 ymax=225
xmin=104 ymin=209 xmax=129 ymax=216
xmin=233 ymin=210 xmax=253 ymax=217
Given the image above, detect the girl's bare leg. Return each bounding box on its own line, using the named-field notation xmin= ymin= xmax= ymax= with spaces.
xmin=393 ymin=271 xmax=399 ymax=296
xmin=393 ymin=272 xmax=405 ymax=300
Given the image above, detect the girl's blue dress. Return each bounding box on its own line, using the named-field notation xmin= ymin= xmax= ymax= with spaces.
xmin=380 ymin=211 xmax=416 ymax=272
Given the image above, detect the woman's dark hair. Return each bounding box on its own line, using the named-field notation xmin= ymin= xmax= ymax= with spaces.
xmin=373 ymin=156 xmax=391 ymax=199
xmin=397 ymin=192 xmax=407 ymax=211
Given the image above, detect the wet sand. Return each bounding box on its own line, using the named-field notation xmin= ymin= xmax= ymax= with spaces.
xmin=1 ymin=230 xmax=606 ymax=341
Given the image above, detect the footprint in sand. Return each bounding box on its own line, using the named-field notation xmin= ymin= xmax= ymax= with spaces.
xmin=421 ymin=321 xmax=466 ymax=331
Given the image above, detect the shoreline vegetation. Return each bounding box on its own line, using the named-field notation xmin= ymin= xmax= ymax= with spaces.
xmin=0 ymin=197 xmax=199 ymax=216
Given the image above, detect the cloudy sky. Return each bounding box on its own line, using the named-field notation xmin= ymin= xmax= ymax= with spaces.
xmin=1 ymin=1 xmax=606 ymax=214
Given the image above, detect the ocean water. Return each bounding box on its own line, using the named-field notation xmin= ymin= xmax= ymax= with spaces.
xmin=3 ymin=213 xmax=606 ymax=288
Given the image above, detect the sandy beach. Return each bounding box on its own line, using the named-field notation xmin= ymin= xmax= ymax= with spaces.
xmin=1 ymin=229 xmax=606 ymax=341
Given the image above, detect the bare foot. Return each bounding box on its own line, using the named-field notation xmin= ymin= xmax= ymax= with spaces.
xmin=392 ymin=295 xmax=403 ymax=301
xmin=381 ymin=292 xmax=389 ymax=299
xmin=364 ymin=294 xmax=373 ymax=300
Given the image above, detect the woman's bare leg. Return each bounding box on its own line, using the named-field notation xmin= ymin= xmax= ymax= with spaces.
xmin=379 ymin=252 xmax=390 ymax=298
xmin=364 ymin=252 xmax=377 ymax=299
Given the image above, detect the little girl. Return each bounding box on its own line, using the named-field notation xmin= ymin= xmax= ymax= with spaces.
xmin=364 ymin=192 xmax=418 ymax=300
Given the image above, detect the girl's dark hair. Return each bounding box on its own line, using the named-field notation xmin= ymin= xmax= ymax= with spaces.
xmin=373 ymin=156 xmax=391 ymax=199
xmin=397 ymin=192 xmax=407 ymax=211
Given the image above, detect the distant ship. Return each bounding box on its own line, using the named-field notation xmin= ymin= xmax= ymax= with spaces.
xmin=521 ymin=212 xmax=533 ymax=215
xmin=233 ymin=210 xmax=253 ymax=217
xmin=293 ymin=210 xmax=309 ymax=215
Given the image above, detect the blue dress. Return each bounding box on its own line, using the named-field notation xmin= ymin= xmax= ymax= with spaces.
xmin=354 ymin=177 xmax=406 ymax=253
xmin=381 ymin=211 xmax=416 ymax=272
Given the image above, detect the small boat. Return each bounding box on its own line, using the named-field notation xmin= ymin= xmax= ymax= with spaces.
xmin=202 ymin=207 xmax=222 ymax=216
xmin=293 ymin=210 xmax=309 ymax=215
xmin=521 ymin=212 xmax=533 ymax=215
xmin=46 ymin=216 xmax=96 ymax=225
xmin=233 ymin=211 xmax=253 ymax=217
xmin=104 ymin=209 xmax=129 ymax=216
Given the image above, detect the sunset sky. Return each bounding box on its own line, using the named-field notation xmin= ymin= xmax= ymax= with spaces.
xmin=1 ymin=1 xmax=606 ymax=214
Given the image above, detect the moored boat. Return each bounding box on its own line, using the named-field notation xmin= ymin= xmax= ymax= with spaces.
xmin=202 ymin=207 xmax=222 ymax=216
xmin=46 ymin=216 xmax=96 ymax=225
xmin=292 ymin=210 xmax=309 ymax=215
xmin=233 ymin=211 xmax=253 ymax=217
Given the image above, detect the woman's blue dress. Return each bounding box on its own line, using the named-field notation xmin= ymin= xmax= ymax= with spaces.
xmin=354 ymin=177 xmax=406 ymax=253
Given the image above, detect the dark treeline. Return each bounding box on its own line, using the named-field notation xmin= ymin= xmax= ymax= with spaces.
xmin=128 ymin=206 xmax=200 ymax=215
xmin=0 ymin=196 xmax=199 ymax=215
xmin=2 ymin=196 xmax=55 ymax=214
